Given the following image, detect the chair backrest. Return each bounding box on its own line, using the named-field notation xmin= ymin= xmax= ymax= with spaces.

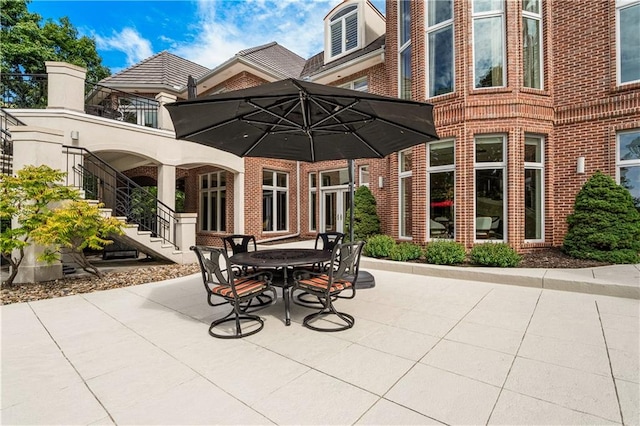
xmin=223 ymin=234 xmax=257 ymax=255
xmin=191 ymin=246 xmax=237 ymax=302
xmin=315 ymin=232 xmax=345 ymax=251
xmin=328 ymin=241 xmax=365 ymax=285
xmin=476 ymin=216 xmax=492 ymax=231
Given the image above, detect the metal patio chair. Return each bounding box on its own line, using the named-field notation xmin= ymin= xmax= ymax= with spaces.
xmin=223 ymin=234 xmax=273 ymax=307
xmin=292 ymin=241 xmax=364 ymax=332
xmin=191 ymin=245 xmax=276 ymax=339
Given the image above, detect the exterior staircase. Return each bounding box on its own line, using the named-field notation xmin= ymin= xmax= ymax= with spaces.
xmin=90 ymin=201 xmax=188 ymax=263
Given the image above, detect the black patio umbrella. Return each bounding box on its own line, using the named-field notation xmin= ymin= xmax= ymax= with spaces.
xmin=166 ymin=78 xmax=439 ymax=243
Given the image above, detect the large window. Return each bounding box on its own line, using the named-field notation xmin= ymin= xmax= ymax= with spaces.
xmin=524 ymin=135 xmax=544 ymax=240
xmin=399 ymin=0 xmax=412 ymax=99
xmin=309 ymin=173 xmax=317 ymax=231
xmin=617 ymin=0 xmax=640 ymax=85
xmin=428 ymin=140 xmax=455 ymax=239
xmin=523 ymin=0 xmax=543 ymax=89
xmin=617 ymin=130 xmax=640 ymax=211
xmin=263 ymin=170 xmax=288 ymax=232
xmin=200 ymin=171 xmax=226 ymax=232
xmin=338 ymin=77 xmax=368 ymax=92
xmin=399 ymin=150 xmax=413 ymax=238
xmin=473 ymin=0 xmax=505 ymax=88
xmin=426 ymin=0 xmax=454 ymax=97
xmin=329 ymin=4 xmax=359 ymax=60
xmin=475 ymin=135 xmax=506 ymax=241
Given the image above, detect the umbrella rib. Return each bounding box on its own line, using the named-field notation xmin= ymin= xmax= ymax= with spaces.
xmin=307 ymin=97 xmax=385 ymax=158
xmin=242 ymin=97 xmax=304 ymax=157
xmin=175 ymin=97 xmax=298 ymax=139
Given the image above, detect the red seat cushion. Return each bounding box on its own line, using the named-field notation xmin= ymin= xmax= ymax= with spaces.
xmin=211 ymin=278 xmax=267 ymax=298
xmin=297 ymin=274 xmax=353 ymax=293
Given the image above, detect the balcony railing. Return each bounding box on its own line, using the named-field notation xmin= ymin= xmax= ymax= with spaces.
xmin=0 ymin=73 xmax=160 ymax=129
xmin=84 ymin=83 xmax=159 ymax=128
xmin=0 ymin=109 xmax=25 ymax=175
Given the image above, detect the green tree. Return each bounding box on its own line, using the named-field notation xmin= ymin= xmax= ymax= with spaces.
xmin=31 ymin=200 xmax=124 ymax=277
xmin=563 ymin=171 xmax=640 ymax=264
xmin=0 ymin=165 xmax=78 ymax=286
xmin=0 ymin=0 xmax=110 ymax=81
xmin=346 ymin=185 xmax=381 ymax=241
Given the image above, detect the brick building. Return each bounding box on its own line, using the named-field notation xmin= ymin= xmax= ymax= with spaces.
xmin=67 ymin=0 xmax=640 ymax=251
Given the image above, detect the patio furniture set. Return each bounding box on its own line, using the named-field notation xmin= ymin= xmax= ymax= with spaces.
xmin=191 ymin=232 xmax=365 ymax=338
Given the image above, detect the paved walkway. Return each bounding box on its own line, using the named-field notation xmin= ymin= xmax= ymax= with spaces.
xmin=2 ymin=245 xmax=639 ymax=425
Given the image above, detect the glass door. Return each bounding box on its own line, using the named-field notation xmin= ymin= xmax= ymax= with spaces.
xmin=322 ymin=189 xmax=351 ymax=233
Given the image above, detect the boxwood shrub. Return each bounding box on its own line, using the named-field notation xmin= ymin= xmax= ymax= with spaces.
xmin=389 ymin=242 xmax=423 ymax=261
xmin=363 ymin=234 xmax=396 ymax=258
xmin=424 ymin=240 xmax=466 ymax=265
xmin=470 ymin=243 xmax=521 ymax=267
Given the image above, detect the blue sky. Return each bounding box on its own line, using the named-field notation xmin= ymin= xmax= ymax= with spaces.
xmin=28 ymin=0 xmax=386 ymax=74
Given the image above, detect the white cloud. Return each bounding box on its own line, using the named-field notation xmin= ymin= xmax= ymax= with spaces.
xmin=95 ymin=27 xmax=154 ymax=67
xmin=172 ymin=0 xmax=336 ymax=69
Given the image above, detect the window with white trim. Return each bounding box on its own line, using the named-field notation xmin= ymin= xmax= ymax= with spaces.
xmin=523 ymin=0 xmax=543 ymax=89
xmin=399 ymin=150 xmax=413 ymax=238
xmin=263 ymin=170 xmax=288 ymax=232
xmin=473 ymin=0 xmax=505 ymax=88
xmin=328 ymin=4 xmax=359 ymax=60
xmin=428 ymin=140 xmax=455 ymax=239
xmin=426 ymin=0 xmax=454 ymax=97
xmin=200 ymin=171 xmax=226 ymax=232
xmin=617 ymin=0 xmax=640 ymax=85
xmin=475 ymin=135 xmax=506 ymax=241
xmin=617 ymin=130 xmax=640 ymax=211
xmin=399 ymin=0 xmax=412 ymax=99
xmin=359 ymin=165 xmax=370 ymax=187
xmin=309 ymin=173 xmax=317 ymax=231
xmin=338 ymin=77 xmax=368 ymax=92
xmin=524 ymin=135 xmax=544 ymax=240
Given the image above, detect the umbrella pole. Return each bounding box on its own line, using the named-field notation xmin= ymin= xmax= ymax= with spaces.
xmin=348 ymin=159 xmax=355 ymax=242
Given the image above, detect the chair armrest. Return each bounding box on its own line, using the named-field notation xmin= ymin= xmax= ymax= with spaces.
xmin=292 ymin=268 xmax=323 ymax=282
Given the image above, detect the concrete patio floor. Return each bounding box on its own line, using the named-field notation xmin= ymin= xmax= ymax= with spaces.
xmin=2 ymin=256 xmax=639 ymax=426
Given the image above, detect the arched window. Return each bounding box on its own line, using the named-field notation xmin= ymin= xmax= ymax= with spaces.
xmin=329 ymin=4 xmax=359 ymax=59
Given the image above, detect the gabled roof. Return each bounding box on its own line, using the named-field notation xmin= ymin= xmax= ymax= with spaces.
xmin=100 ymin=51 xmax=210 ymax=90
xmin=236 ymin=42 xmax=306 ymax=78
xmin=300 ymin=34 xmax=386 ymax=79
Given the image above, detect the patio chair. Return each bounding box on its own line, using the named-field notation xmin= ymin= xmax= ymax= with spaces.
xmin=223 ymin=234 xmax=273 ymax=307
xmin=476 ymin=216 xmax=493 ymax=239
xmin=191 ymin=245 xmax=276 ymax=339
xmin=292 ymin=241 xmax=364 ymax=332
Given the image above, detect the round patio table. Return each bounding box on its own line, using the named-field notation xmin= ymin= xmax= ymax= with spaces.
xmin=230 ymin=248 xmax=331 ymax=326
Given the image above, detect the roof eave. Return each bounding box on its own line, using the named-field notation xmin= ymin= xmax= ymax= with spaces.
xmin=306 ymin=47 xmax=384 ymax=84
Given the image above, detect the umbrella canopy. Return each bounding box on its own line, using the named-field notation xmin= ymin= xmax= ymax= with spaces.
xmin=166 ymin=78 xmax=438 ymax=163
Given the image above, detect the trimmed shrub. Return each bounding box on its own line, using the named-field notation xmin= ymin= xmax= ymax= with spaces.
xmin=424 ymin=240 xmax=466 ymax=265
xmin=346 ymin=185 xmax=381 ymax=241
xmin=389 ymin=242 xmax=423 ymax=261
xmin=470 ymin=243 xmax=521 ymax=267
xmin=363 ymin=234 xmax=395 ymax=258
xmin=563 ymin=171 xmax=640 ymax=264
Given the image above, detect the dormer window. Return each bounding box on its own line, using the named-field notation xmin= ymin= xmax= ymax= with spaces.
xmin=329 ymin=4 xmax=359 ymax=59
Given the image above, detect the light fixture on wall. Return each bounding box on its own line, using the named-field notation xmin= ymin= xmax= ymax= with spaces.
xmin=378 ymin=176 xmax=384 ymax=188
xmin=576 ymin=156 xmax=585 ymax=174
xmin=70 ymin=130 xmax=79 ymax=140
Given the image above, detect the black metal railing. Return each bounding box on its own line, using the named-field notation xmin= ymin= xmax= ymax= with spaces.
xmin=0 ymin=73 xmax=160 ymax=129
xmin=0 ymin=109 xmax=25 ymax=175
xmin=84 ymin=82 xmax=159 ymax=128
xmin=0 ymin=73 xmax=48 ymax=109
xmin=63 ymin=145 xmax=177 ymax=247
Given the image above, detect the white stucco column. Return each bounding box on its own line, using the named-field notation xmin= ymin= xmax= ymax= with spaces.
xmin=157 ymin=164 xmax=176 ymax=211
xmin=10 ymin=126 xmax=65 ymax=283
xmin=175 ymin=213 xmax=197 ymax=263
xmin=155 ymin=92 xmax=177 ymax=132
xmin=45 ymin=61 xmax=87 ymax=112
xmin=234 ymin=171 xmax=245 ymax=234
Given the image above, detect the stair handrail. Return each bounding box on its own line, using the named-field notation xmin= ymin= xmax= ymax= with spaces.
xmin=62 ymin=145 xmax=177 ymax=247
